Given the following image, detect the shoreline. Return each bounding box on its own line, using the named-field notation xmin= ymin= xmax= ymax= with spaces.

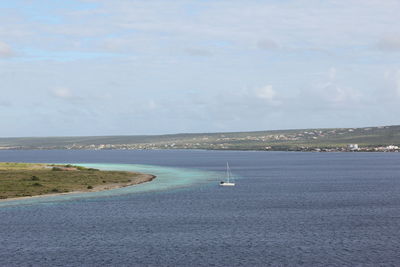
xmin=1 ymin=148 xmax=400 ymax=153
xmin=0 ymin=173 xmax=156 ymax=203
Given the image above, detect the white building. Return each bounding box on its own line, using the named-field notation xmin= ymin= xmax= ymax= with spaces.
xmin=347 ymin=144 xmax=359 ymax=150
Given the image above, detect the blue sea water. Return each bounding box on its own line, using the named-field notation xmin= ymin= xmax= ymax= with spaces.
xmin=1 ymin=150 xmax=400 ymax=266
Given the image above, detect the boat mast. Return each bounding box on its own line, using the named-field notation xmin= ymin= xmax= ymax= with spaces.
xmin=226 ymin=162 xmax=230 ymax=183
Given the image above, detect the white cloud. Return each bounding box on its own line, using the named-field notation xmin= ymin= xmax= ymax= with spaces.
xmin=304 ymin=68 xmax=363 ymax=108
xmin=51 ymin=87 xmax=74 ymax=99
xmin=255 ymin=85 xmax=276 ymax=101
xmin=2 ymin=0 xmax=400 ymax=58
xmin=0 ymin=41 xmax=14 ymax=58
xmin=147 ymin=99 xmax=158 ymax=110
xmin=328 ymin=67 xmax=337 ymax=80
xmin=327 ymin=85 xmax=361 ymax=105
xmin=16 ymin=0 xmax=391 ymax=55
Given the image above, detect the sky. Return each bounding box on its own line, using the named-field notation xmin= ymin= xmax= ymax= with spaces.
xmin=1 ymin=0 xmax=400 ymax=137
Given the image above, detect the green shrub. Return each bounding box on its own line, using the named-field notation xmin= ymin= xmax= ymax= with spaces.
xmin=87 ymin=185 xmax=93 ymax=189
xmin=51 ymin=188 xmax=59 ymax=192
xmin=52 ymin=167 xmax=62 ymax=171
xmin=31 ymin=175 xmax=40 ymax=181
xmin=32 ymin=182 xmax=42 ymax=187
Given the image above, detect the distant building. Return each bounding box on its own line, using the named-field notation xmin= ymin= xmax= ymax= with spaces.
xmin=347 ymin=144 xmax=359 ymax=150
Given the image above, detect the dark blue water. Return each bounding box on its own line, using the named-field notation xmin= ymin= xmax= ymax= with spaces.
xmin=1 ymin=150 xmax=400 ymax=266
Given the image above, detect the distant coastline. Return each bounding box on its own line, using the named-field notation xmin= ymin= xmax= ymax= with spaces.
xmin=0 ymin=147 xmax=399 ymax=153
xmin=0 ymin=125 xmax=399 ymax=152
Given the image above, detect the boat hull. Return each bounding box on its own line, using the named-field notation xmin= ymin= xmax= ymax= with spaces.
xmin=219 ymin=182 xmax=235 ymax=186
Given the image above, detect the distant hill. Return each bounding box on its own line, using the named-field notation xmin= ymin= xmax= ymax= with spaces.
xmin=1 ymin=125 xmax=400 ymax=151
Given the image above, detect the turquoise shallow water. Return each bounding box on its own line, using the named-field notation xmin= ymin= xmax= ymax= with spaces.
xmin=0 ymin=163 xmax=220 ymax=208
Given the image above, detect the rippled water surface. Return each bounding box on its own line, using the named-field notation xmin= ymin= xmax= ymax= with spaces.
xmin=1 ymin=150 xmax=400 ymax=266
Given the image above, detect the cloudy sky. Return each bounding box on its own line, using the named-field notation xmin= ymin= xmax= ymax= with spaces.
xmin=1 ymin=0 xmax=400 ymax=137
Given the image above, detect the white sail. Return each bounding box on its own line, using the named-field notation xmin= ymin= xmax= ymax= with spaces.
xmin=220 ymin=162 xmax=235 ymax=186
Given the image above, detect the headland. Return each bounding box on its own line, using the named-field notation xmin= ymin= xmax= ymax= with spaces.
xmin=0 ymin=162 xmax=155 ymax=201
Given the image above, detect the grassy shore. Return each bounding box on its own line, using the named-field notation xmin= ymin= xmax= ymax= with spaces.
xmin=0 ymin=162 xmax=155 ymax=200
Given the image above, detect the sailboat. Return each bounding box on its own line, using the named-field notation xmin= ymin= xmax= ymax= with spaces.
xmin=219 ymin=162 xmax=235 ymax=186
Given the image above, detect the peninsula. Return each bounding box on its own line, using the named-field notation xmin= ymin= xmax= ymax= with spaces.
xmin=0 ymin=162 xmax=155 ymax=200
